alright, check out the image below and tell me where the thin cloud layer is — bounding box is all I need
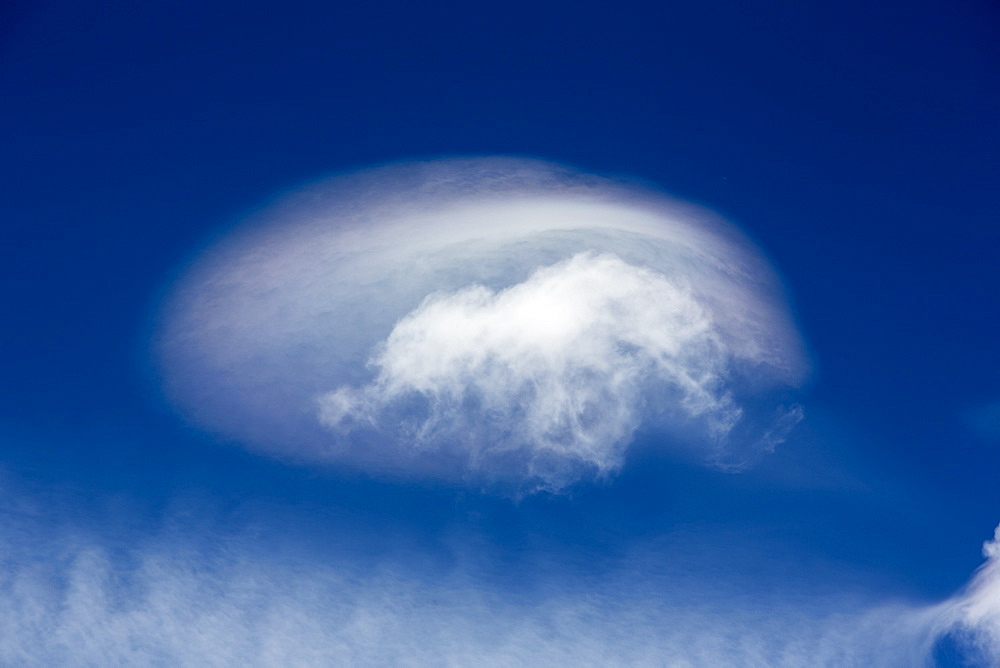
[157,158,809,489]
[3,509,999,666]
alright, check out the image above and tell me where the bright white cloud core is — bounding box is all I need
[158,158,808,490]
[323,253,766,487]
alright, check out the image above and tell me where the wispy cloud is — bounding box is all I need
[2,503,998,666]
[937,524,1000,663]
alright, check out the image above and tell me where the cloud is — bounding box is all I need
[1,455,997,667]
[319,252,796,491]
[937,525,1000,663]
[3,502,999,666]
[157,158,809,489]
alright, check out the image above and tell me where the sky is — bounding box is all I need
[1,0,999,665]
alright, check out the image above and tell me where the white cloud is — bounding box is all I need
[2,463,997,667]
[319,252,790,491]
[937,525,1000,663]
[157,158,808,488]
[4,515,1000,666]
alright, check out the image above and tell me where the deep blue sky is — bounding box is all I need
[1,0,999,663]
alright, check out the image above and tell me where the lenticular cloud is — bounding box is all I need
[157,157,809,490]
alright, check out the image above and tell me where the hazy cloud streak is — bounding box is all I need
[3,513,999,666]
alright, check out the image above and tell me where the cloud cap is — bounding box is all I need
[156,157,809,491]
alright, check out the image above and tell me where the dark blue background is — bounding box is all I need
[2,1,998,651]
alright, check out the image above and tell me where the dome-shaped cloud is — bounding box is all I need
[156,158,809,491]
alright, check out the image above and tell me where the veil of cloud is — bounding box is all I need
[2,493,998,667]
[157,157,809,490]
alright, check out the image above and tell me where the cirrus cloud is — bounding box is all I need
[3,507,999,667]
